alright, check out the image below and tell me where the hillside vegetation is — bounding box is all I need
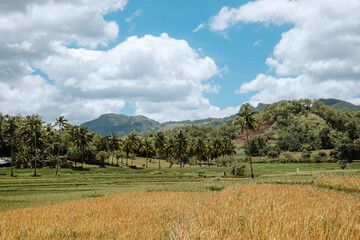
[82,98,360,137]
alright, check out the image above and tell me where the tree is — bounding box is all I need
[22,115,45,176]
[140,137,154,168]
[4,116,20,177]
[122,131,139,167]
[108,133,120,166]
[70,126,93,167]
[175,131,188,167]
[54,116,69,174]
[233,103,258,178]
[154,131,167,169]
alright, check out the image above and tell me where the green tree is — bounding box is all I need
[70,126,93,167]
[108,133,121,166]
[174,131,188,167]
[140,137,155,168]
[154,131,167,169]
[22,115,45,176]
[233,103,259,178]
[4,116,20,177]
[54,116,69,174]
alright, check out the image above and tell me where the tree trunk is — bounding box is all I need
[56,132,61,175]
[158,158,160,169]
[10,140,14,177]
[112,151,114,166]
[81,145,84,168]
[246,129,254,178]
[34,134,37,176]
[146,156,148,168]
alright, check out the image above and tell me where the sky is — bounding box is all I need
[1,0,360,124]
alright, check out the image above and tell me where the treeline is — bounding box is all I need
[0,114,239,175]
[246,99,360,164]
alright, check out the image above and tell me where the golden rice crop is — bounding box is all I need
[1,185,359,239]
[172,185,360,239]
[315,177,360,193]
[0,191,210,240]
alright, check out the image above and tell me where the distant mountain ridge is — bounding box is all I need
[82,99,360,137]
[318,98,360,112]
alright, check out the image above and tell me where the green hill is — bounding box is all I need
[81,99,360,137]
[82,113,160,137]
[318,98,360,112]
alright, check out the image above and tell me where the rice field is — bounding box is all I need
[1,184,359,239]
[315,177,360,193]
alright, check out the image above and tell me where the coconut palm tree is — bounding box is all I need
[4,116,20,177]
[175,131,188,167]
[22,115,45,176]
[108,133,120,166]
[140,137,154,168]
[70,126,93,167]
[194,137,206,162]
[233,103,258,178]
[54,116,69,174]
[122,131,139,167]
[154,131,167,169]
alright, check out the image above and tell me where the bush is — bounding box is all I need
[231,165,246,177]
[301,151,311,159]
[318,151,327,157]
[268,150,279,159]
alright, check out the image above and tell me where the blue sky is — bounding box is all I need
[1,0,360,124]
[105,0,290,113]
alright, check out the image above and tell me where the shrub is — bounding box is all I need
[318,151,327,157]
[268,150,279,159]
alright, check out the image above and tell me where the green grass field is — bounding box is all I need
[1,161,360,211]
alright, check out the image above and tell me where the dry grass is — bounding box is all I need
[1,185,359,239]
[315,177,360,193]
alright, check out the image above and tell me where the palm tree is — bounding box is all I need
[22,115,44,176]
[108,133,120,166]
[54,116,69,175]
[70,126,93,167]
[122,132,139,167]
[175,131,188,167]
[140,137,154,168]
[4,116,20,177]
[194,137,206,165]
[154,131,167,169]
[233,103,258,178]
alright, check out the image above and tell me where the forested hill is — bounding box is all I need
[82,114,160,137]
[318,98,360,112]
[82,99,360,137]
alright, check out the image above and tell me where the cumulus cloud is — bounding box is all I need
[34,33,228,122]
[0,0,235,124]
[210,0,360,104]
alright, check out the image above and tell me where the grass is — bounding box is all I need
[0,185,359,239]
[315,177,360,193]
[0,162,360,211]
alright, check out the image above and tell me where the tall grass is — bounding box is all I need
[174,185,360,239]
[1,184,359,239]
[315,177,360,193]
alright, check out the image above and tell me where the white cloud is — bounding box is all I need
[211,0,360,104]
[0,0,237,124]
[125,9,142,23]
[33,33,229,123]
[193,23,205,33]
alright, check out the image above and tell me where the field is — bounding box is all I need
[1,162,360,239]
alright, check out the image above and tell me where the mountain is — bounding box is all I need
[82,99,360,137]
[318,98,360,112]
[82,113,160,137]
